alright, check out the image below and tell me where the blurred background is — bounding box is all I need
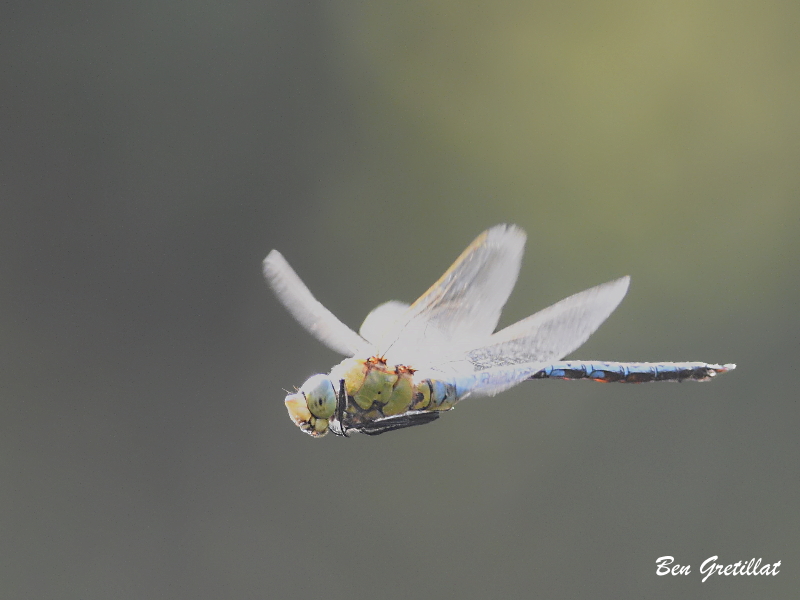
[2,1,798,598]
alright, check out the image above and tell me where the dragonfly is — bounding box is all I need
[263,224,735,437]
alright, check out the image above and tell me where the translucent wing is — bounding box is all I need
[263,250,370,356]
[359,301,409,345]
[377,224,526,365]
[426,276,631,398]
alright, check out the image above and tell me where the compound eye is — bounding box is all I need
[300,374,336,419]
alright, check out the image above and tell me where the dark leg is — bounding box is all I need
[330,379,349,437]
[358,411,441,436]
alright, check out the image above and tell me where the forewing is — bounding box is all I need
[452,276,631,396]
[263,250,369,356]
[377,224,526,364]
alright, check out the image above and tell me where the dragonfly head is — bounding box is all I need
[284,374,336,437]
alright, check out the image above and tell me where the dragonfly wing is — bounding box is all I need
[450,276,631,395]
[359,301,410,345]
[431,361,551,399]
[263,250,370,356]
[377,224,526,364]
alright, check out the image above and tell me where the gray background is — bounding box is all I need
[2,1,798,598]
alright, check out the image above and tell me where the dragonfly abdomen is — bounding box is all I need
[530,361,736,383]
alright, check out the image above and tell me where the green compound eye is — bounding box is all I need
[300,374,336,419]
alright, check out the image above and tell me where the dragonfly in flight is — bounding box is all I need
[263,224,734,437]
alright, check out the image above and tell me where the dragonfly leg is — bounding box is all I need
[330,379,349,437]
[357,411,441,436]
